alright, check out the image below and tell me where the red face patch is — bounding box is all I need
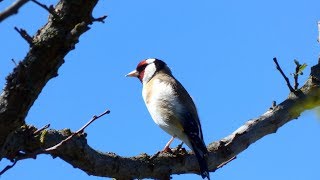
[136,60,148,82]
[136,60,148,71]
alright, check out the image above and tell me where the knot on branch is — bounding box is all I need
[0,125,40,161]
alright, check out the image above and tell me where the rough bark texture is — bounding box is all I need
[0,0,97,148]
[1,0,320,179]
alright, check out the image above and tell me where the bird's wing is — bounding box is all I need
[153,70,204,141]
[171,78,204,141]
[154,72,210,179]
[172,80,210,180]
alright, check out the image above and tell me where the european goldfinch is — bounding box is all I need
[126,58,210,179]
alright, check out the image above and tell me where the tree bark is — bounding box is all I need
[0,0,97,148]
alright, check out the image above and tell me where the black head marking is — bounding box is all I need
[153,59,166,71]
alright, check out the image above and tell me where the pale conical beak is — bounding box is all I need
[125,70,139,77]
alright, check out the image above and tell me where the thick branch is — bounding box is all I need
[2,62,320,179]
[0,0,98,148]
[0,110,109,175]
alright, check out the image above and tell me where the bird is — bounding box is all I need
[126,58,210,179]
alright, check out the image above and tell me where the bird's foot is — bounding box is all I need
[176,142,184,152]
[149,148,173,161]
[161,143,186,155]
[161,146,173,153]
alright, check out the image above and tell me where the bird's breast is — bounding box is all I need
[142,79,183,130]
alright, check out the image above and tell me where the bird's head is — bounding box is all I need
[126,58,171,83]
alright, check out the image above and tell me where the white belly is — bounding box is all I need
[142,79,186,140]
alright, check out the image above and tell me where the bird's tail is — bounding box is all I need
[190,139,210,180]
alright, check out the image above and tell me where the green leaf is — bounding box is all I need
[297,63,307,75]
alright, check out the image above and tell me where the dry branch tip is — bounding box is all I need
[273,57,296,94]
[31,0,57,18]
[14,26,33,45]
[92,15,108,23]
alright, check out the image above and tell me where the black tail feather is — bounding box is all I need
[190,140,210,180]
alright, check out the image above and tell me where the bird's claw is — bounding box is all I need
[161,146,173,153]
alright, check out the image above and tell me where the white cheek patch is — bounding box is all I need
[142,63,156,83]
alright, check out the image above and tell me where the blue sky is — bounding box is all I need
[1,0,320,179]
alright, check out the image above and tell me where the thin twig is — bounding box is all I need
[269,101,277,110]
[294,62,300,90]
[0,110,110,175]
[30,0,56,17]
[33,124,50,135]
[176,142,184,152]
[272,101,276,108]
[273,57,295,92]
[45,109,110,151]
[0,160,17,175]
[14,27,33,45]
[0,0,29,22]
[92,15,108,23]
[0,150,40,175]
[11,59,17,66]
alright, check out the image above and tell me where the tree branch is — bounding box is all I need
[0,0,99,149]
[0,0,29,22]
[273,57,296,93]
[0,110,110,175]
[45,109,110,152]
[30,0,56,17]
[2,61,320,179]
[14,26,33,45]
